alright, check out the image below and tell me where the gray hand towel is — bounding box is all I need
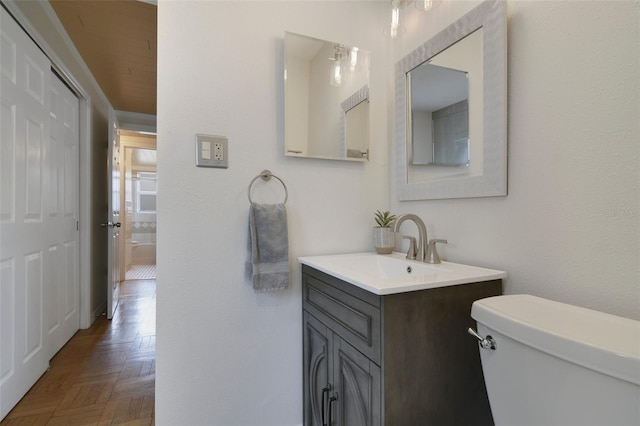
[247,203,289,292]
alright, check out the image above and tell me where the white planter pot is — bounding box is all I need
[373,227,395,254]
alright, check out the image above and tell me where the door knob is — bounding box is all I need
[100,222,121,228]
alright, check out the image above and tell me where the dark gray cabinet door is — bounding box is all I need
[332,334,381,426]
[303,312,332,426]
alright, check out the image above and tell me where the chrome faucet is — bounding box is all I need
[393,214,428,262]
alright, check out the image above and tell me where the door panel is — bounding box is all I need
[106,116,120,319]
[24,252,43,358]
[46,73,79,358]
[0,8,51,419]
[303,312,332,426]
[333,335,381,426]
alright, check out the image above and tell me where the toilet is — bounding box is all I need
[471,294,640,426]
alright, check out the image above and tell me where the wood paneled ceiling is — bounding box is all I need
[50,0,157,115]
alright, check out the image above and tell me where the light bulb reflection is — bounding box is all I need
[390,4,400,38]
[415,0,442,12]
[349,47,359,71]
[384,0,406,39]
[330,61,342,87]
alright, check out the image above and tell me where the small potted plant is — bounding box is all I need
[373,210,396,254]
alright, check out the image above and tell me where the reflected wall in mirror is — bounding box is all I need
[410,63,469,166]
[285,32,370,161]
[395,0,506,200]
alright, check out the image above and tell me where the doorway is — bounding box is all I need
[118,131,157,281]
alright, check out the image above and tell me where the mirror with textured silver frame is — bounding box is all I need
[395,0,507,200]
[285,32,370,161]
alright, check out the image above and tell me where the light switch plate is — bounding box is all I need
[196,134,228,168]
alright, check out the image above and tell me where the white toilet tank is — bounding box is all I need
[471,294,640,426]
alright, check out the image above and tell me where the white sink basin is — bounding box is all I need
[344,253,449,279]
[298,252,506,295]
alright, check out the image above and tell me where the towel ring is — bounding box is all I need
[247,170,288,204]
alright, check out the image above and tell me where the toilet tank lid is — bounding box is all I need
[471,294,640,386]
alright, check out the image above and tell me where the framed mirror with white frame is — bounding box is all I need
[395,0,507,200]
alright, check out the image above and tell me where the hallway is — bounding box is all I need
[1,280,156,425]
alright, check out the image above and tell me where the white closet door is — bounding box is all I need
[1,8,52,419]
[1,8,80,419]
[45,75,79,358]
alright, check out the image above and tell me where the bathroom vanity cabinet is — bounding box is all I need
[302,265,501,426]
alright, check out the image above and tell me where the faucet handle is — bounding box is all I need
[402,236,417,260]
[426,239,448,264]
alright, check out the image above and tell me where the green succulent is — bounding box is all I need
[374,210,396,228]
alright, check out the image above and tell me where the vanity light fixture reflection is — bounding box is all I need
[384,0,442,39]
[415,0,442,12]
[349,47,359,71]
[329,45,347,87]
[384,0,408,38]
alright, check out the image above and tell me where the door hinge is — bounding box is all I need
[76,221,79,231]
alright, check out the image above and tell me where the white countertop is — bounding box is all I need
[298,252,506,295]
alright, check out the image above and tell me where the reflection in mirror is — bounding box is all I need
[409,63,469,166]
[285,32,370,161]
[407,27,482,181]
[342,86,369,159]
[395,0,506,200]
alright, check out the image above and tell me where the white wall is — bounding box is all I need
[156,2,389,424]
[391,1,639,320]
[157,1,638,424]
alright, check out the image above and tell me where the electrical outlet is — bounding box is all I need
[214,142,224,161]
[196,134,228,168]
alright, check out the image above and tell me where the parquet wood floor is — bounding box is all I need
[1,279,156,426]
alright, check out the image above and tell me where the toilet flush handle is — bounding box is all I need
[468,327,497,350]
